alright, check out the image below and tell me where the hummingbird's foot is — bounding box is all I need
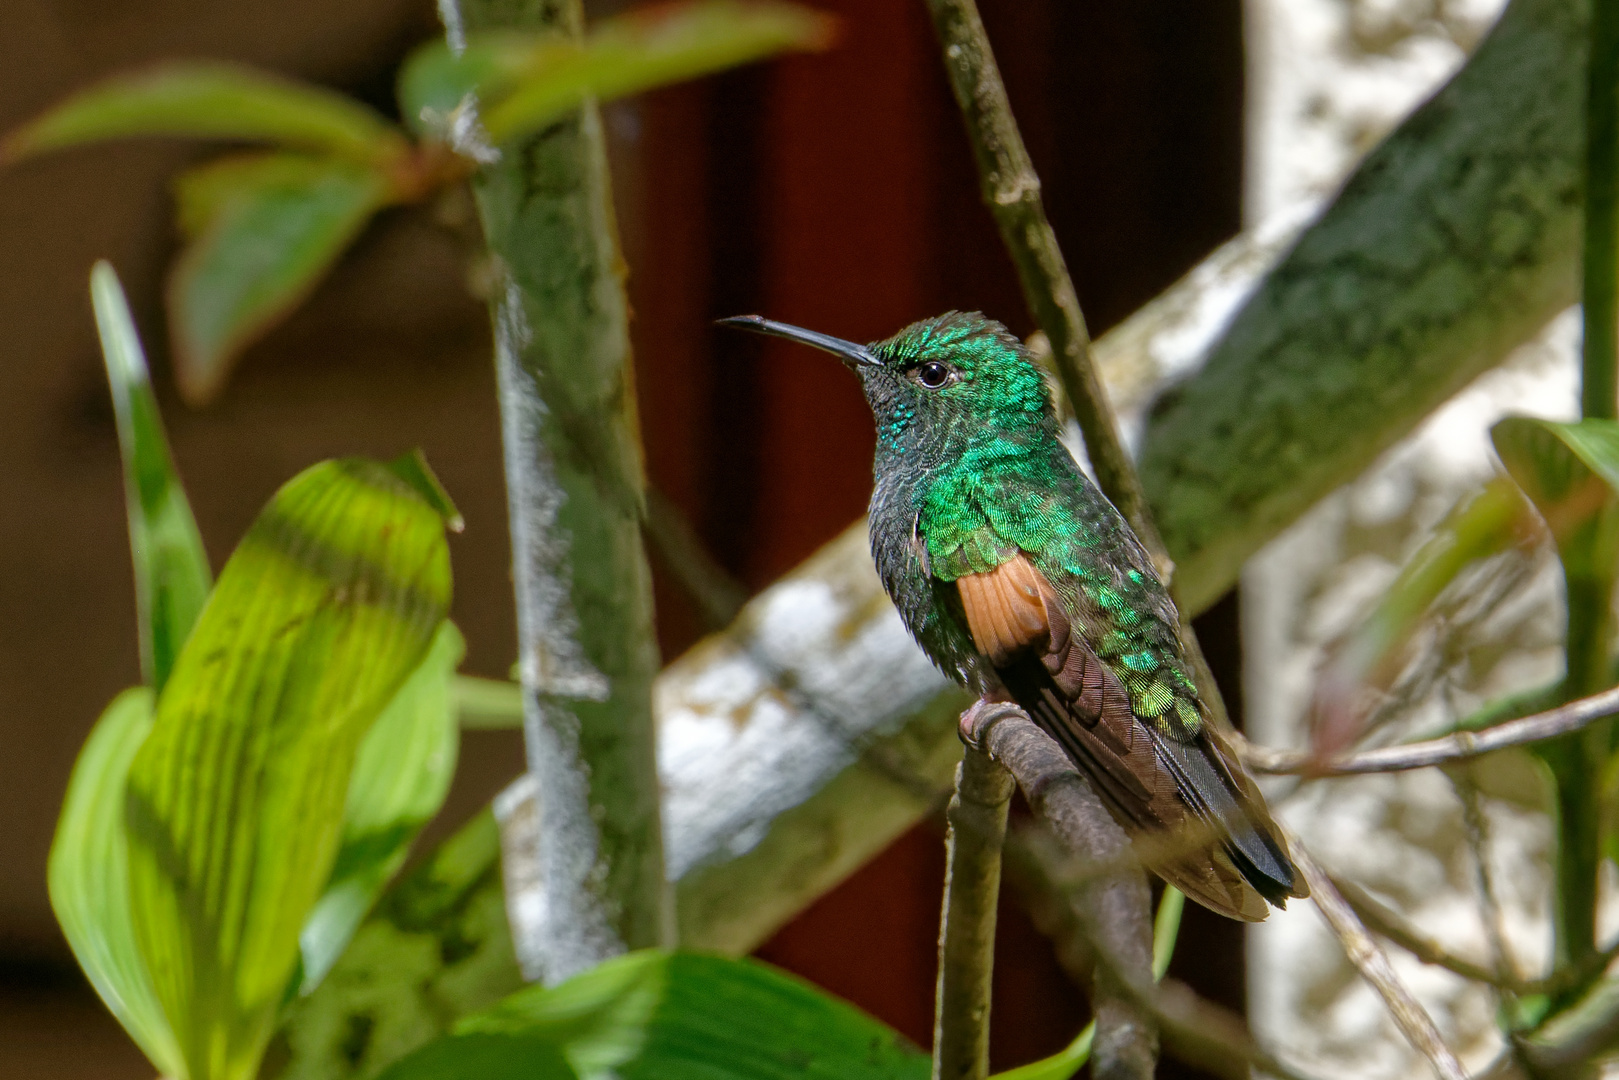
[958,696,1029,755]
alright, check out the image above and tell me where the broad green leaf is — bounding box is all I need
[990,886,1184,1080]
[375,950,928,1080]
[168,152,389,403]
[48,688,185,1078]
[299,622,466,994]
[398,1,835,145]
[124,456,455,1080]
[3,62,406,165]
[90,262,212,693]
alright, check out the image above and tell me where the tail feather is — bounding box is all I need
[1153,735,1304,904]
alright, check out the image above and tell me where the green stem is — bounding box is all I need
[457,0,670,982]
[1549,0,1619,979]
[1549,567,1614,975]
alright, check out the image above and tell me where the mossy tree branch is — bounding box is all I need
[1143,0,1588,615]
[457,0,669,984]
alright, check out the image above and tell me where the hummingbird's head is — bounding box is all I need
[717,310,1055,466]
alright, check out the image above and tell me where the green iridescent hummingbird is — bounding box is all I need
[721,310,1304,920]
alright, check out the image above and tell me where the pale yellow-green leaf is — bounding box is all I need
[124,456,455,1080]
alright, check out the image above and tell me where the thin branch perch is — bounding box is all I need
[920,0,1151,551]
[962,700,1156,1080]
[983,713,1319,1080]
[1241,685,1619,776]
[932,740,1016,1080]
[1286,835,1468,1080]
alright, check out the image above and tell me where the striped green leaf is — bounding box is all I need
[168,152,390,404]
[124,455,455,1080]
[375,950,928,1080]
[90,261,212,693]
[3,62,405,165]
[49,688,185,1078]
[299,621,466,994]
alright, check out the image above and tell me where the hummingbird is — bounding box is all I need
[720,310,1305,920]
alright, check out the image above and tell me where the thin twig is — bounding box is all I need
[1240,685,1619,776]
[1452,769,1521,988]
[921,0,1148,549]
[1286,833,1468,1080]
[1332,875,1508,989]
[1002,820,1322,1080]
[642,487,748,631]
[962,701,1156,1079]
[921,0,1239,747]
[933,740,1016,1080]
[1332,872,1611,999]
[965,702,1343,1080]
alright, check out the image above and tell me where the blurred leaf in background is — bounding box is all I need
[90,261,212,693]
[3,0,833,404]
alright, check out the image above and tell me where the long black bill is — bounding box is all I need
[716,315,882,368]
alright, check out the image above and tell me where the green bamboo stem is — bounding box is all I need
[1548,0,1619,978]
[456,0,670,983]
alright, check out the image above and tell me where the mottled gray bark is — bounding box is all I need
[1143,0,1588,615]
[460,0,669,983]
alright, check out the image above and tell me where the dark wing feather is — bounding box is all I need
[955,553,1300,921]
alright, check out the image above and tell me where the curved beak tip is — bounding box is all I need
[715,314,881,369]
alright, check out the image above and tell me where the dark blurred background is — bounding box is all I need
[0,0,1245,1074]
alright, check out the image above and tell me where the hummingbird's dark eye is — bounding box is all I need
[915,360,952,389]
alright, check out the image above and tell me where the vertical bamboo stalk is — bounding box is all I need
[455,0,670,983]
[933,742,1015,1080]
[1551,0,1619,975]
